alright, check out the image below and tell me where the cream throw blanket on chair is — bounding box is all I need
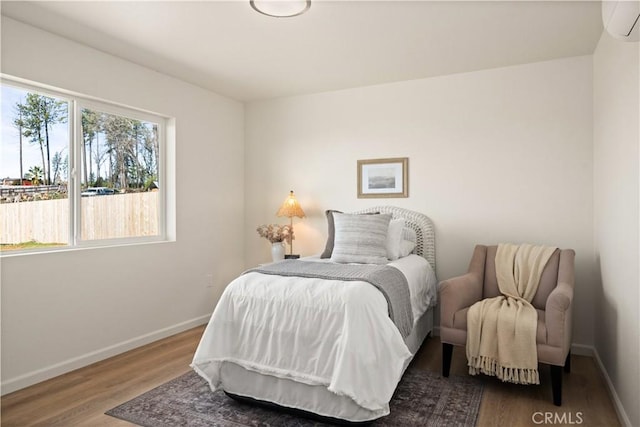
[466,243,556,385]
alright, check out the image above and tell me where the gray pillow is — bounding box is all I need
[320,210,342,258]
[331,213,392,264]
[321,210,380,258]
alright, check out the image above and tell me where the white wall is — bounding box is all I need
[593,31,640,427]
[245,56,596,347]
[0,17,245,393]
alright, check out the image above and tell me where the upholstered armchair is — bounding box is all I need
[439,245,575,405]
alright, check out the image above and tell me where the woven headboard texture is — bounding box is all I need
[352,206,435,272]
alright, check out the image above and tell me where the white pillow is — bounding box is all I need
[399,239,416,257]
[331,213,392,264]
[386,218,405,260]
[402,226,417,243]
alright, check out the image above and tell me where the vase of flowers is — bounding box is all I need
[256,224,294,262]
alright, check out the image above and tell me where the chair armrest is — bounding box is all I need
[545,281,574,347]
[546,281,573,312]
[439,272,483,328]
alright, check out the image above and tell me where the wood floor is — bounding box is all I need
[1,325,621,427]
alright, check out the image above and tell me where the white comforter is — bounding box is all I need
[191,255,436,416]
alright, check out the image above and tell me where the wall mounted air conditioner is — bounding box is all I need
[602,0,640,42]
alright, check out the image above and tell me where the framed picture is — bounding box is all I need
[357,157,408,198]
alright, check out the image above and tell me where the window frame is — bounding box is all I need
[1,76,169,255]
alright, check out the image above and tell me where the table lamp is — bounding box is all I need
[276,190,305,259]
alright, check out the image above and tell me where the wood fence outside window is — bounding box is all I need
[0,192,159,244]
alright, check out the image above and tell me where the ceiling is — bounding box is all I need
[1,1,604,102]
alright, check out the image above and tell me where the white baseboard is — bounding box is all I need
[570,342,593,357]
[570,343,631,426]
[0,314,211,396]
[590,346,633,427]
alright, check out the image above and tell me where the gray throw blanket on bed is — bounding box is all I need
[246,260,413,338]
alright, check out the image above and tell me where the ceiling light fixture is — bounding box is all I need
[250,0,311,18]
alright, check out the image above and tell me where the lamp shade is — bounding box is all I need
[276,190,306,219]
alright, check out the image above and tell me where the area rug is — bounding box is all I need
[106,369,483,426]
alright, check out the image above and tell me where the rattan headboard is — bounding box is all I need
[352,206,436,272]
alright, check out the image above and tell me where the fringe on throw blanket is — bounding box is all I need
[468,355,540,385]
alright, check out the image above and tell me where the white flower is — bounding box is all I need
[256,224,295,244]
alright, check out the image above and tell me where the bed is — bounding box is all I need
[191,206,437,423]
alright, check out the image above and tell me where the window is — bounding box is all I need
[1,78,167,253]
[79,105,161,241]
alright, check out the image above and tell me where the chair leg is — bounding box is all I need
[442,343,453,377]
[551,365,563,406]
[564,351,571,373]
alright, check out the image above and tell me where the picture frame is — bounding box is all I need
[357,157,408,198]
